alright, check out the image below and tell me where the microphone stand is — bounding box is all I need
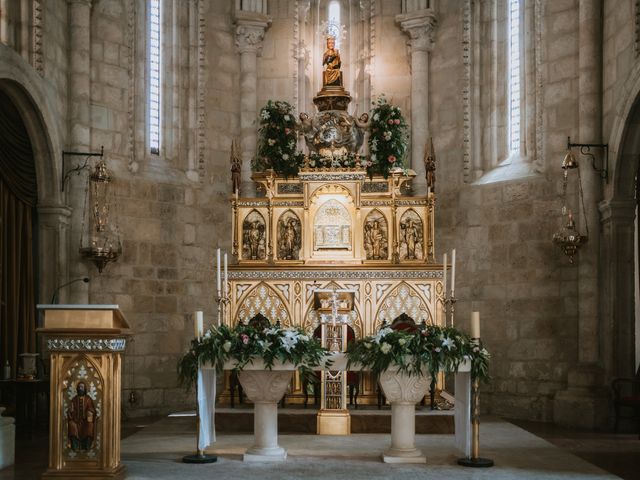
[50,277,90,304]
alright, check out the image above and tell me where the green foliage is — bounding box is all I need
[253,100,304,177]
[177,323,329,391]
[345,324,491,383]
[367,96,409,178]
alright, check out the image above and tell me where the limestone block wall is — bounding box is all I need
[430,0,582,422]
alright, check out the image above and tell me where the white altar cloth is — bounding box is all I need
[197,353,472,459]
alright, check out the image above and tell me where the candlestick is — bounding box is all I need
[194,311,204,339]
[471,311,480,339]
[451,249,456,298]
[216,248,221,292]
[224,252,228,297]
[443,252,448,298]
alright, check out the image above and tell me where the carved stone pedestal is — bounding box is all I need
[378,369,430,463]
[237,369,292,462]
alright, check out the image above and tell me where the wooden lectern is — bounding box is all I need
[37,305,129,479]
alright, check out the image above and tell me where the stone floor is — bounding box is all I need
[0,414,638,479]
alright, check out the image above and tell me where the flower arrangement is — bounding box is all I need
[367,96,409,178]
[253,100,305,177]
[345,324,490,383]
[178,322,328,390]
[306,152,366,169]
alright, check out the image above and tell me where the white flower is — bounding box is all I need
[371,154,377,162]
[222,341,231,352]
[204,330,212,339]
[434,347,442,353]
[373,113,380,121]
[371,143,377,152]
[373,327,393,344]
[284,114,290,121]
[261,110,270,120]
[441,337,454,350]
[383,131,392,141]
[268,138,276,146]
[282,153,289,160]
[380,342,391,354]
[398,338,406,346]
[364,342,372,349]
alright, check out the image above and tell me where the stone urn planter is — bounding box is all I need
[225,359,295,462]
[378,368,431,463]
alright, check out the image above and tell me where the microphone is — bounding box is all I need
[50,277,90,304]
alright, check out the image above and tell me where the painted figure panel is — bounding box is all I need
[62,358,102,459]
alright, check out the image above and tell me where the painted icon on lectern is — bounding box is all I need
[277,210,302,260]
[399,209,424,261]
[63,359,102,459]
[363,210,388,260]
[242,210,266,260]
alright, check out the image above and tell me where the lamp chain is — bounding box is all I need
[577,165,590,238]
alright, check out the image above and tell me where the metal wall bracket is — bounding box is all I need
[61,146,104,192]
[567,137,609,182]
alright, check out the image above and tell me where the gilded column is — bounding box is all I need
[66,0,92,302]
[235,11,271,197]
[396,9,437,196]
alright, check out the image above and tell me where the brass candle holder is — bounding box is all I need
[457,337,494,468]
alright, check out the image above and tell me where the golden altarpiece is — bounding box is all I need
[222,34,444,433]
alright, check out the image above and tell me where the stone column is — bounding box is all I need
[237,369,292,462]
[378,369,430,463]
[66,0,92,303]
[396,9,437,196]
[37,206,72,304]
[235,11,271,197]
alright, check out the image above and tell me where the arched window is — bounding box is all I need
[508,0,521,156]
[148,0,162,155]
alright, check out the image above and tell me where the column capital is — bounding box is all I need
[235,11,272,55]
[599,198,636,225]
[396,9,437,52]
[66,0,92,6]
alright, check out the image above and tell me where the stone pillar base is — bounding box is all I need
[553,365,609,429]
[382,448,426,464]
[317,409,351,435]
[243,447,287,462]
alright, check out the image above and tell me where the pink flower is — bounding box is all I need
[388,155,396,163]
[394,119,400,125]
[366,160,373,167]
[284,128,291,135]
[388,119,394,125]
[241,334,249,345]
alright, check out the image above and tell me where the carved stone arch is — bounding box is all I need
[363,209,389,260]
[235,282,291,327]
[375,282,430,331]
[399,208,424,261]
[277,209,302,260]
[242,209,267,260]
[309,183,354,204]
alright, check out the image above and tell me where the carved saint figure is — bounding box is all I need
[230,139,242,195]
[424,138,436,193]
[242,210,266,260]
[248,221,263,260]
[402,219,419,260]
[322,36,342,87]
[67,381,97,451]
[278,213,301,260]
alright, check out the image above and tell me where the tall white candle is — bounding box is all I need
[216,248,221,292]
[443,252,448,297]
[195,311,204,339]
[451,249,456,298]
[471,311,480,339]
[224,252,228,297]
